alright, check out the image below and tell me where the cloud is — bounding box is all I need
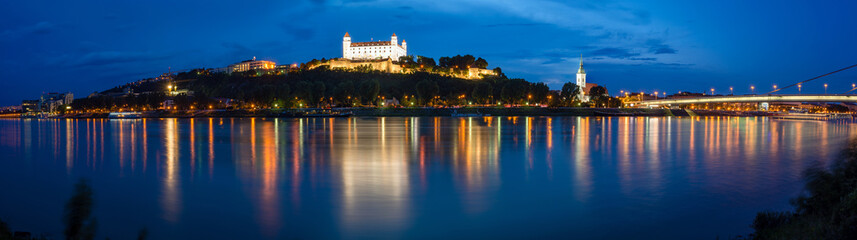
[481,23,544,28]
[0,21,56,40]
[646,39,677,54]
[49,51,171,68]
[590,47,639,59]
[341,0,685,66]
[278,23,315,40]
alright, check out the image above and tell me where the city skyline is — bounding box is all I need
[2,0,857,106]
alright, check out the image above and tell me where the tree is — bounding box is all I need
[415,80,439,105]
[334,80,355,105]
[472,82,493,104]
[530,82,550,104]
[64,179,97,240]
[0,218,11,239]
[560,82,581,105]
[292,81,312,102]
[589,86,607,97]
[398,55,414,64]
[358,79,380,105]
[589,86,608,107]
[312,81,326,106]
[607,97,623,108]
[500,79,528,104]
[438,57,451,68]
[474,57,488,68]
[417,56,436,67]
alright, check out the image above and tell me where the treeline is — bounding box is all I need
[743,139,857,239]
[182,66,621,109]
[398,54,489,69]
[69,57,623,110]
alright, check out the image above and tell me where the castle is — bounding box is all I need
[343,32,407,60]
[306,32,495,79]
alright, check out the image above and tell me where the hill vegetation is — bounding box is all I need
[70,56,622,111]
[744,139,857,239]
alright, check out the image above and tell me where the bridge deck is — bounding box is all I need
[630,94,857,106]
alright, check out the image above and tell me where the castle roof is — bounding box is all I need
[344,32,350,37]
[392,33,397,37]
[351,41,396,47]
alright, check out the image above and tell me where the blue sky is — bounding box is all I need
[1,0,856,105]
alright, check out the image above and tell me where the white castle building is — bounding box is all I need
[342,32,407,61]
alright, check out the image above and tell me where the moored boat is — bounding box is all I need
[108,112,142,119]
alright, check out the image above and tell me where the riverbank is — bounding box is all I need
[34,107,780,118]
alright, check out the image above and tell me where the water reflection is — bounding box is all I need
[1,117,856,239]
[162,118,181,223]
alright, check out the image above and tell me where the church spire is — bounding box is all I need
[577,54,585,74]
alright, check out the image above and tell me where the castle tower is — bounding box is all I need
[391,33,398,46]
[343,32,351,59]
[576,54,587,101]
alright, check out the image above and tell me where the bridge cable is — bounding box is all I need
[765,63,857,94]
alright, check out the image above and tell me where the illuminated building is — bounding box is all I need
[228,57,276,73]
[576,55,587,102]
[342,32,407,61]
[22,92,74,112]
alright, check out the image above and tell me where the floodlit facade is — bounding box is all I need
[343,32,407,61]
[228,57,276,73]
[576,55,588,102]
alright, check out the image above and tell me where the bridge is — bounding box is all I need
[629,94,857,107]
[626,63,857,108]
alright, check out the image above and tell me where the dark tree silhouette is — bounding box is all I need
[64,179,96,240]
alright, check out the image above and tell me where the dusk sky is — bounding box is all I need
[2,0,856,106]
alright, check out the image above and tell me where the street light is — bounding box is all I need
[730,87,733,95]
[824,83,828,94]
[798,84,802,93]
[750,85,755,94]
[710,88,714,95]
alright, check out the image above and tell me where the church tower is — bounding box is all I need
[576,54,587,101]
[343,32,351,59]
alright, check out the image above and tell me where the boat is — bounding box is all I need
[108,112,142,119]
[594,110,634,116]
[451,110,490,117]
[303,111,352,118]
[771,113,852,121]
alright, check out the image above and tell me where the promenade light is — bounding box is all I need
[751,85,755,93]
[824,83,828,94]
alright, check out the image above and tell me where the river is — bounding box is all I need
[0,117,853,239]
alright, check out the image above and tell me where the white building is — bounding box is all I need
[342,32,407,61]
[228,57,276,73]
[576,55,587,102]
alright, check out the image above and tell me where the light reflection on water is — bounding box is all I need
[0,117,855,239]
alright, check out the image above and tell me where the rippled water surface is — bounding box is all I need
[0,117,854,239]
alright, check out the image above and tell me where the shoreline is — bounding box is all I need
[13,107,779,119]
